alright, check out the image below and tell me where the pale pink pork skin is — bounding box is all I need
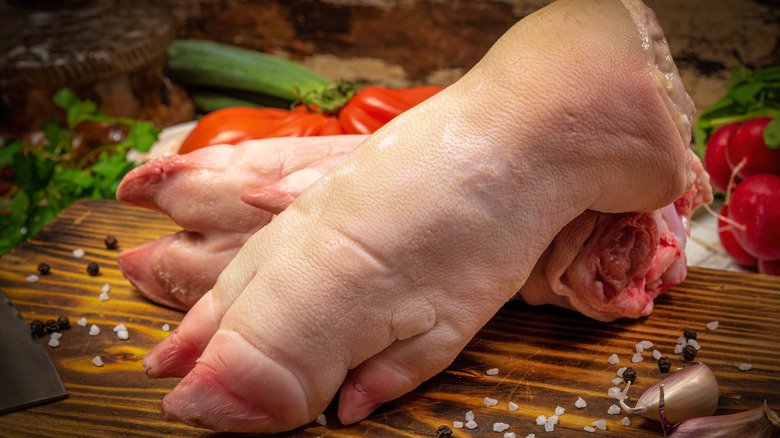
[123,0,707,433]
[116,135,363,309]
[118,136,710,320]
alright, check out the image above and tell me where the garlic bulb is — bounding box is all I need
[619,363,719,423]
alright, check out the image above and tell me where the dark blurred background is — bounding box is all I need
[1,0,779,139]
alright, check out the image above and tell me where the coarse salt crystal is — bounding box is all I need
[575,397,587,409]
[162,323,170,331]
[547,415,558,425]
[608,387,622,398]
[611,377,623,385]
[117,330,129,340]
[608,404,621,415]
[505,433,517,438]
[92,356,103,367]
[584,426,596,432]
[617,367,627,377]
[465,420,478,430]
[687,339,701,350]
[486,367,499,375]
[677,336,687,344]
[554,406,565,416]
[465,410,475,421]
[48,337,60,348]
[113,323,126,332]
[99,292,109,302]
[89,324,100,336]
[101,283,110,293]
[593,419,607,430]
[739,363,752,371]
[607,353,619,365]
[508,401,519,411]
[535,415,546,425]
[493,422,510,432]
[652,349,662,360]
[544,420,554,432]
[315,414,326,425]
[73,248,85,259]
[484,397,498,407]
[639,340,653,349]
[674,344,684,354]
[27,274,39,283]
[635,343,644,353]
[707,321,719,330]
[525,434,535,438]
[631,352,643,363]
[452,421,464,429]
[622,416,631,426]
[77,317,87,327]
[51,331,62,340]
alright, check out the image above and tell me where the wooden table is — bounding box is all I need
[1,199,779,437]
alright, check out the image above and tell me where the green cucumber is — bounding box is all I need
[166,39,328,102]
[189,88,292,113]
[190,90,266,113]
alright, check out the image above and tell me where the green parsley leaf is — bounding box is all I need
[765,117,780,150]
[1,87,158,256]
[694,63,780,157]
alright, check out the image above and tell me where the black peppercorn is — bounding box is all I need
[104,235,118,250]
[683,329,697,340]
[682,345,697,361]
[658,356,672,373]
[30,320,46,337]
[622,367,637,384]
[37,263,50,275]
[86,262,100,276]
[57,316,70,330]
[436,425,453,438]
[44,319,59,333]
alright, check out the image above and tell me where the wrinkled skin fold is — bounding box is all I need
[117,0,710,433]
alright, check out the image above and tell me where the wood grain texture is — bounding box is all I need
[0,199,778,437]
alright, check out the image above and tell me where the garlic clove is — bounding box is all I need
[665,400,780,437]
[619,363,719,423]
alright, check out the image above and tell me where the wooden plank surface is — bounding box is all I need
[1,199,779,437]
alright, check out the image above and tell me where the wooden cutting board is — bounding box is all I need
[1,199,778,437]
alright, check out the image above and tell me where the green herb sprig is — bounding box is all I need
[0,89,159,255]
[693,63,780,158]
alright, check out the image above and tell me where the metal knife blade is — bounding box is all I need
[0,287,67,414]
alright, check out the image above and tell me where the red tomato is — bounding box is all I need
[178,107,337,154]
[337,86,444,134]
[178,85,444,154]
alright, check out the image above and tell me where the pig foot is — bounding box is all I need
[116,136,366,307]
[145,220,515,432]
[144,0,695,432]
[118,231,251,309]
[240,151,351,215]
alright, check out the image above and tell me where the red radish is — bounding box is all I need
[728,173,780,260]
[758,258,780,276]
[717,204,758,268]
[726,117,780,179]
[704,123,741,193]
